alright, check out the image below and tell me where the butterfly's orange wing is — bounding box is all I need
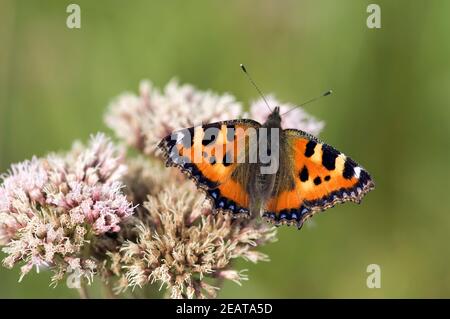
[158,119,261,216]
[263,129,375,228]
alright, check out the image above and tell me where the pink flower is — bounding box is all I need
[0,134,134,285]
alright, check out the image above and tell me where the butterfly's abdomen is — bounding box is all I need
[256,173,276,195]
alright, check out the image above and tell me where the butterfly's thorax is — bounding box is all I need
[246,107,283,216]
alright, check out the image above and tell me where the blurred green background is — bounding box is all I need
[0,0,449,298]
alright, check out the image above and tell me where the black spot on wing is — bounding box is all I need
[313,176,322,185]
[304,140,317,157]
[299,166,309,182]
[322,144,340,170]
[202,126,220,146]
[324,175,331,181]
[343,157,357,179]
[222,152,233,167]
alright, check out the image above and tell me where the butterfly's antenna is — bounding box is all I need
[240,64,272,112]
[281,90,333,116]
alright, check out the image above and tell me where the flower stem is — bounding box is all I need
[77,283,90,299]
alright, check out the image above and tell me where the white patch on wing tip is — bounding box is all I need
[354,167,362,178]
[175,131,185,143]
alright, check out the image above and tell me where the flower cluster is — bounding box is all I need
[0,134,134,285]
[111,164,276,298]
[1,77,325,298]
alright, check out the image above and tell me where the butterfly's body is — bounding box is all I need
[243,106,282,217]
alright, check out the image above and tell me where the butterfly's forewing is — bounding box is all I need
[263,129,375,228]
[158,119,261,217]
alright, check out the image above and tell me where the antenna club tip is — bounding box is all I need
[323,90,333,96]
[240,64,247,72]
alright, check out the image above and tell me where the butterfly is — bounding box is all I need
[158,69,374,229]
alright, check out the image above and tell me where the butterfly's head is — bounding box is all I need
[273,106,280,114]
[264,106,282,128]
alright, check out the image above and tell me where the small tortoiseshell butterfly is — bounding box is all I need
[158,65,374,229]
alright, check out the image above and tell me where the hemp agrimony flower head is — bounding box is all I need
[105,80,243,156]
[0,134,134,285]
[114,181,276,299]
[92,158,276,299]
